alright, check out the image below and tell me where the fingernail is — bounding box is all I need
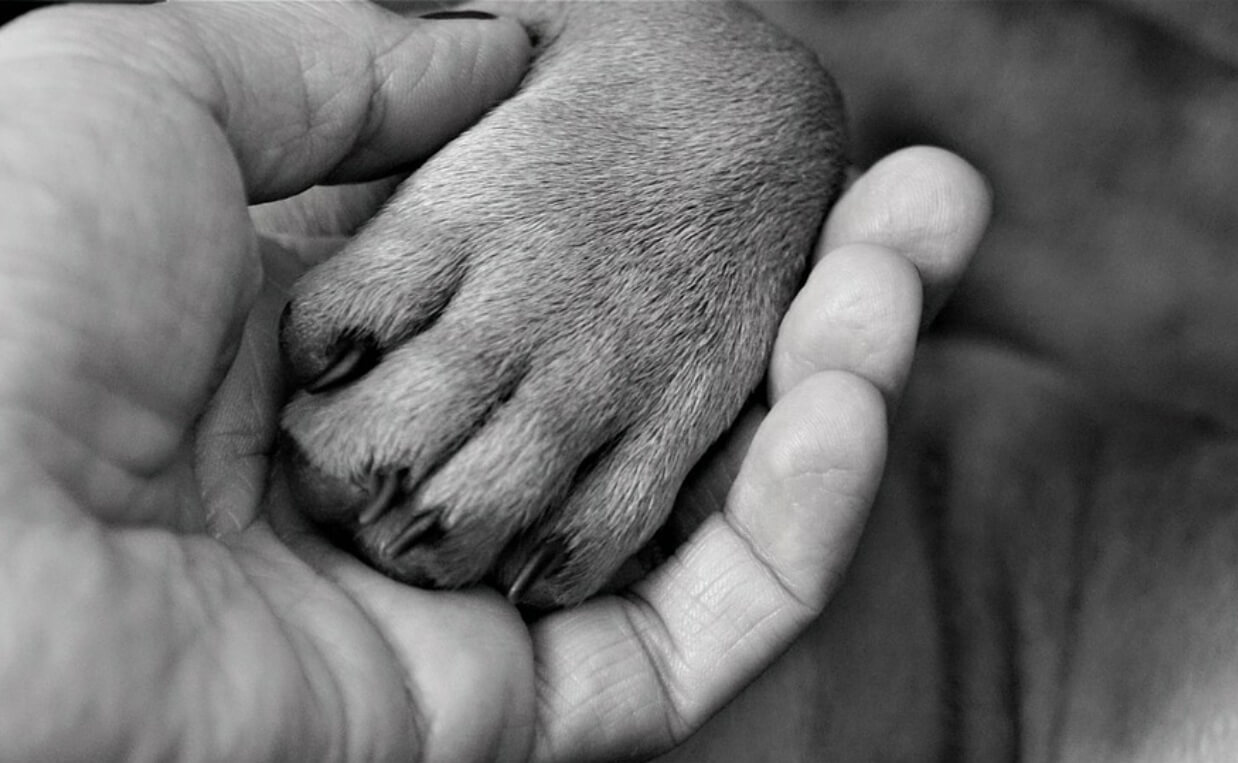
[420,10,497,20]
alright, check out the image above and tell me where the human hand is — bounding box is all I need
[0,2,987,762]
[0,3,529,759]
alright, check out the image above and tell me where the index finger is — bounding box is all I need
[1,1,531,202]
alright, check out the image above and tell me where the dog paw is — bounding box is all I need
[278,2,846,607]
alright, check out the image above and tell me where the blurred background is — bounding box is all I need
[756,2,1238,430]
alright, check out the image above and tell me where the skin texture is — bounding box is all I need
[278,1,847,607]
[0,2,983,761]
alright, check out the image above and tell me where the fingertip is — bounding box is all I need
[750,370,886,493]
[822,146,991,318]
[731,370,885,607]
[770,242,922,403]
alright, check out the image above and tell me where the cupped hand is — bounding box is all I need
[0,3,529,759]
[0,3,987,762]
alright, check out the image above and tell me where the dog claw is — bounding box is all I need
[358,469,404,526]
[305,340,376,394]
[506,541,567,603]
[385,511,442,558]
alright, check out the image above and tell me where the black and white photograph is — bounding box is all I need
[0,1,1234,760]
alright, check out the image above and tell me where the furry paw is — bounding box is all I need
[278,2,846,607]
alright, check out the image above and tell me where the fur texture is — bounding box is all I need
[278,2,845,607]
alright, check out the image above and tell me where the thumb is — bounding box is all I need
[2,1,532,201]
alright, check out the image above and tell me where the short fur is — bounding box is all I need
[278,2,846,607]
